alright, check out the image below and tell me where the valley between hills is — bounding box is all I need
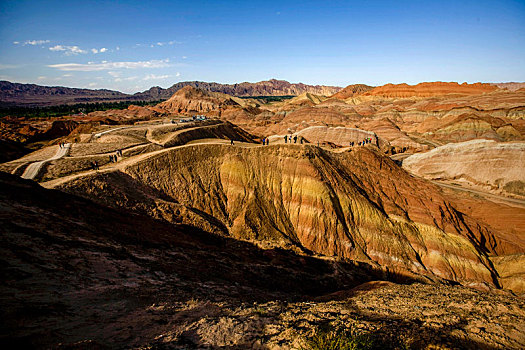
[1,80,525,349]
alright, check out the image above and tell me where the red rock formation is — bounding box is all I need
[154,86,241,116]
[330,84,374,99]
[362,82,497,98]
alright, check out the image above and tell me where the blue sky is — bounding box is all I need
[0,0,524,93]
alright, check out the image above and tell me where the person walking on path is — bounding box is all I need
[284,135,288,143]
[293,135,298,143]
[230,139,234,145]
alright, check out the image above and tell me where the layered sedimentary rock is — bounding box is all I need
[295,126,378,146]
[281,92,327,107]
[403,139,525,197]
[49,144,524,290]
[214,82,525,153]
[330,84,374,99]
[154,86,242,116]
[361,82,498,98]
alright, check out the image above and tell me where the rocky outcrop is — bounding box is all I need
[492,82,525,91]
[35,120,79,141]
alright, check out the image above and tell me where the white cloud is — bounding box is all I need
[114,76,139,82]
[91,47,107,54]
[37,76,47,80]
[116,46,120,51]
[49,45,87,55]
[62,74,73,77]
[108,71,120,77]
[48,58,171,71]
[0,63,19,69]
[88,82,97,87]
[23,39,50,46]
[182,56,187,59]
[176,72,181,77]
[13,41,20,45]
[143,74,171,81]
[135,40,181,48]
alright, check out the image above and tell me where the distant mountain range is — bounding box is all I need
[0,79,343,107]
[3,80,524,108]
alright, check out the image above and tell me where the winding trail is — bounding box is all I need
[92,121,180,140]
[21,143,71,180]
[41,140,259,189]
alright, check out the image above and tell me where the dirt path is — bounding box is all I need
[93,121,180,140]
[41,140,259,189]
[432,180,525,209]
[21,143,71,180]
[93,126,132,138]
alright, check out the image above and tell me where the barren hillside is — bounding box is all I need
[44,142,525,292]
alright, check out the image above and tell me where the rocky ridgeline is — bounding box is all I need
[0,79,343,107]
[136,79,343,100]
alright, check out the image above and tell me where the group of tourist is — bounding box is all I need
[283,135,303,144]
[109,149,123,163]
[89,149,123,170]
[228,135,374,147]
[356,137,374,146]
[58,142,67,148]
